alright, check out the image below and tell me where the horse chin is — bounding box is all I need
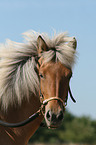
[48,125,59,129]
[45,120,61,129]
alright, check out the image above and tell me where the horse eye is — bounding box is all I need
[39,73,44,78]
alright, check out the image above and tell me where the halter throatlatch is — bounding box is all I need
[69,86,76,103]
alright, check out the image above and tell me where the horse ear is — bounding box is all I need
[37,35,48,55]
[68,37,77,50]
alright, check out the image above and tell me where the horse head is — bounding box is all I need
[37,35,77,128]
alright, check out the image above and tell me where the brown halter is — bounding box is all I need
[0,57,76,128]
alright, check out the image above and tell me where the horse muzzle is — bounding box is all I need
[45,109,64,129]
[41,97,65,129]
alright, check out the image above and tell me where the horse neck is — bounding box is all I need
[0,94,43,145]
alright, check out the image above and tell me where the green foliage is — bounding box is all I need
[29,110,96,144]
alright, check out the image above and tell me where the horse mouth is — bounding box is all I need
[48,125,58,129]
[46,120,62,129]
[48,123,61,129]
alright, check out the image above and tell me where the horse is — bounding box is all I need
[0,30,77,145]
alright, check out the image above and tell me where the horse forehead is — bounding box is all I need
[43,63,70,76]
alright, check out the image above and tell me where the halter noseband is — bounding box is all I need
[42,97,65,107]
[39,86,76,115]
[40,96,65,116]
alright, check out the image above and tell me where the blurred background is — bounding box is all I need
[0,0,96,144]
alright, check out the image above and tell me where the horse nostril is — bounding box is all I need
[57,111,64,121]
[46,110,64,123]
[46,110,51,121]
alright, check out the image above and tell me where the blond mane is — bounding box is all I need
[0,30,76,110]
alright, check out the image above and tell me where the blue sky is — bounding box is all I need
[0,0,96,119]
